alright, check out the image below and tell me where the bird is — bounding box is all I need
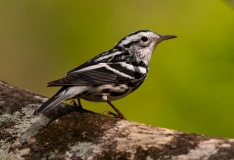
[34,30,176,119]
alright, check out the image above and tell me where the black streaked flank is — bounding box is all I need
[100,89,110,93]
[110,91,128,97]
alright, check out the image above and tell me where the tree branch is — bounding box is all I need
[0,80,234,160]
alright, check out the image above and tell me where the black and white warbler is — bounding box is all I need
[35,30,176,119]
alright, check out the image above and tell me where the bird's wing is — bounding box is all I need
[47,62,147,87]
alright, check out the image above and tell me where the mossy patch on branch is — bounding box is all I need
[31,111,119,155]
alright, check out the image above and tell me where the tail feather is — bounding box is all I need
[34,86,88,114]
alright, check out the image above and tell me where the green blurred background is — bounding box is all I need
[1,1,234,138]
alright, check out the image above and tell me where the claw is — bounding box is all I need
[70,99,84,110]
[70,100,78,106]
[102,110,126,120]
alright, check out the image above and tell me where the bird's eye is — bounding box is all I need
[141,36,148,42]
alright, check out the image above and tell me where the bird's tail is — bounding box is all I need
[34,86,87,114]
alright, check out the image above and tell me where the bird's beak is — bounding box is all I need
[158,35,177,42]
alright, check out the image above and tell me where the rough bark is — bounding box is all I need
[0,80,234,160]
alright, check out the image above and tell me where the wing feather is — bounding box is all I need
[47,49,147,87]
[47,63,137,87]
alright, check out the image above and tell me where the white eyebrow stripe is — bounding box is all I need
[118,33,142,46]
[73,63,134,79]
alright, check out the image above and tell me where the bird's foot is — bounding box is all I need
[70,100,84,111]
[70,100,79,107]
[102,110,127,120]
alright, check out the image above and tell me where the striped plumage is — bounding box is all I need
[34,30,176,119]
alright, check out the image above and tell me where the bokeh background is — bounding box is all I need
[1,1,234,138]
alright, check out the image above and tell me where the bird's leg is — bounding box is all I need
[106,100,126,120]
[77,98,83,109]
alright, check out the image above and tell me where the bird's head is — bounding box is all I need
[115,30,177,65]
